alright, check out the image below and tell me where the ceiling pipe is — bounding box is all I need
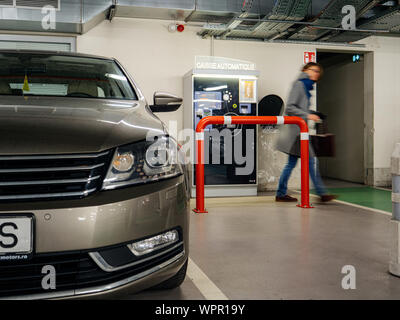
[308,0,337,22]
[108,0,117,21]
[358,0,383,17]
[184,0,197,23]
[224,17,392,33]
[269,31,289,40]
[213,36,367,47]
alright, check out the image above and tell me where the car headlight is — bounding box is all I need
[128,229,179,256]
[102,136,184,190]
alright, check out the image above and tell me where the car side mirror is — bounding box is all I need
[149,92,182,112]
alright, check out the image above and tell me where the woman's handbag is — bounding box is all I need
[310,118,336,157]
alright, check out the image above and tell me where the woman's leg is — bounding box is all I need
[309,157,328,196]
[276,155,298,197]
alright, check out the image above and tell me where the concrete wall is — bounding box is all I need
[357,37,400,186]
[317,56,364,184]
[77,18,400,189]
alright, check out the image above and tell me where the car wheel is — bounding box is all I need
[152,259,188,290]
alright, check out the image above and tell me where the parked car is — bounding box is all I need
[0,50,189,299]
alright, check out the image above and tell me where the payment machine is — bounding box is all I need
[183,56,259,197]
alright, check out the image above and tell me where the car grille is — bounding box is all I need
[0,243,184,298]
[0,150,113,202]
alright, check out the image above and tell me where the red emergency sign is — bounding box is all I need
[304,52,316,64]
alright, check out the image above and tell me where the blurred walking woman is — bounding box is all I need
[275,62,336,202]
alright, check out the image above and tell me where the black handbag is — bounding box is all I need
[310,113,335,157]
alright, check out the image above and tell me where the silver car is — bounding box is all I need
[0,50,190,299]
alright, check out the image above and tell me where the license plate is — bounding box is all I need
[0,215,33,261]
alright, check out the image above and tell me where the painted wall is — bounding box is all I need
[357,37,400,186]
[77,18,400,189]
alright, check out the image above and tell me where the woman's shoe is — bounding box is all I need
[275,195,298,202]
[320,194,338,202]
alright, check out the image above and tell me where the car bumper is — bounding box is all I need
[5,252,187,300]
[0,176,190,299]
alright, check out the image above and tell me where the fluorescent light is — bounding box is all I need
[194,74,258,79]
[194,99,222,103]
[204,85,228,91]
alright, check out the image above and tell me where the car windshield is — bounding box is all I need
[0,52,137,100]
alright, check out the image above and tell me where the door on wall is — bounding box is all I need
[317,52,365,184]
[0,35,75,52]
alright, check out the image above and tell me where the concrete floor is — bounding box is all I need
[128,190,400,300]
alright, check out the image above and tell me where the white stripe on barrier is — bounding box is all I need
[300,132,309,140]
[224,116,232,125]
[276,116,284,125]
[196,132,204,141]
[393,192,400,203]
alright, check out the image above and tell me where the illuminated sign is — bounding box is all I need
[195,56,256,71]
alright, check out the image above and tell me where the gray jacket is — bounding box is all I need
[276,72,315,157]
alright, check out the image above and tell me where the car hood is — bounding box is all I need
[0,96,165,155]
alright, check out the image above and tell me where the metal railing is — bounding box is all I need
[193,116,312,213]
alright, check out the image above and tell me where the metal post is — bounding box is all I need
[389,143,400,276]
[193,130,207,214]
[193,116,312,213]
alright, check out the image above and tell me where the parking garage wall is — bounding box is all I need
[77,18,399,189]
[357,36,400,187]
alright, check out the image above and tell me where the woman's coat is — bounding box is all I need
[276,72,315,157]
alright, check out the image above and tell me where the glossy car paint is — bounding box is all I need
[0,50,190,299]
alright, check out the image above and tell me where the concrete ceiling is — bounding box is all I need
[0,0,399,44]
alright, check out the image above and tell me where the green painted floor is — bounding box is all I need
[311,186,392,213]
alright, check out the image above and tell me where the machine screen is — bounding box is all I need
[192,76,257,186]
[194,91,222,111]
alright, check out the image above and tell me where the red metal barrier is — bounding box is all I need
[193,116,312,213]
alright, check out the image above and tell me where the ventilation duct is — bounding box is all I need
[15,0,60,9]
[115,0,195,21]
[0,0,111,34]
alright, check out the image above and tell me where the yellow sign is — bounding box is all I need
[239,79,257,103]
[233,104,237,109]
[23,75,30,92]
[243,81,254,100]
